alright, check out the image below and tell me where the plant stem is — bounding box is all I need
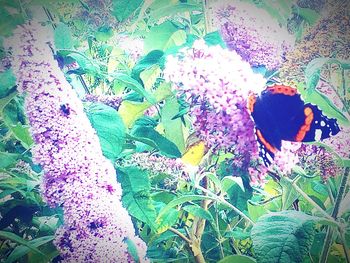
[285,177,335,222]
[169,227,192,244]
[319,167,350,263]
[195,184,255,226]
[191,176,209,263]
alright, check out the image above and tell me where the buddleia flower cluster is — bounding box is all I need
[215,1,294,71]
[120,153,190,189]
[163,39,270,185]
[280,0,350,85]
[298,144,342,181]
[5,21,148,262]
[83,93,123,110]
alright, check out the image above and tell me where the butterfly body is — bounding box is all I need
[248,84,340,166]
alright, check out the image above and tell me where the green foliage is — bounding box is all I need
[1,1,349,262]
[117,166,158,231]
[144,21,187,54]
[112,0,143,22]
[86,102,126,161]
[251,211,317,263]
[114,73,156,104]
[54,23,74,49]
[131,126,181,158]
[0,70,16,98]
[217,255,256,263]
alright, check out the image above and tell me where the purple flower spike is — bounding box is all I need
[5,21,149,262]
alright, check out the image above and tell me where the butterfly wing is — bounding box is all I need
[248,84,340,166]
[294,103,340,142]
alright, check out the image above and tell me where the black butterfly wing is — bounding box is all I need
[248,84,340,166]
[296,103,340,142]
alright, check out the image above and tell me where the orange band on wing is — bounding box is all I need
[295,107,314,142]
[267,84,298,96]
[248,94,256,113]
[256,129,277,154]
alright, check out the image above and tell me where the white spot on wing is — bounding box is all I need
[266,153,274,164]
[315,129,322,141]
[320,121,326,127]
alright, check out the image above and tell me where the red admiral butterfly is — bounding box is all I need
[248,84,340,166]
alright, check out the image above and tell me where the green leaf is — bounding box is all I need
[0,8,24,37]
[247,202,268,222]
[119,82,173,127]
[0,151,19,169]
[157,195,213,220]
[224,228,251,240]
[303,89,349,126]
[203,31,226,48]
[95,26,114,41]
[0,89,17,112]
[303,58,350,124]
[65,52,100,75]
[294,6,320,25]
[161,96,185,153]
[148,1,201,20]
[131,126,181,158]
[0,69,16,98]
[9,123,33,149]
[86,103,126,161]
[183,204,214,223]
[251,210,317,263]
[54,23,74,50]
[217,255,256,263]
[117,167,157,231]
[4,235,54,263]
[221,176,245,193]
[0,231,47,260]
[155,202,179,234]
[280,177,300,210]
[144,21,186,54]
[114,73,156,104]
[112,0,143,22]
[131,49,164,83]
[125,237,140,263]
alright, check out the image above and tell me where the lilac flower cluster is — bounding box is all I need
[215,2,294,70]
[298,144,341,181]
[6,21,148,262]
[273,141,302,175]
[83,93,123,110]
[122,153,190,188]
[164,40,265,154]
[164,39,269,185]
[117,35,144,62]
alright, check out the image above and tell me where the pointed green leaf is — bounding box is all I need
[114,73,156,104]
[0,231,47,260]
[183,204,214,223]
[0,69,16,98]
[157,195,213,220]
[144,21,186,53]
[86,103,126,161]
[161,96,185,153]
[280,177,300,210]
[155,202,179,234]
[131,126,181,158]
[117,167,158,232]
[54,23,73,49]
[4,235,54,263]
[112,0,143,22]
[148,1,201,20]
[0,152,19,169]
